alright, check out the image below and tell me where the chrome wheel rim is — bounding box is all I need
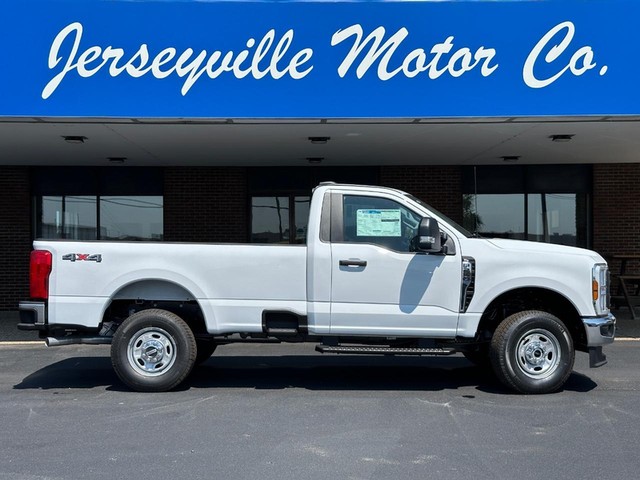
[515,328,561,379]
[127,327,177,377]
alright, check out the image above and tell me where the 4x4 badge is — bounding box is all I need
[62,253,102,263]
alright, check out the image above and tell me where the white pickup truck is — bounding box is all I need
[19,183,615,394]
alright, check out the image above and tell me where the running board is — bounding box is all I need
[315,345,457,356]
[265,328,299,336]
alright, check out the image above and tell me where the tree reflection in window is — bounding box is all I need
[250,196,310,244]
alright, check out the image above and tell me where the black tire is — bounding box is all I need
[195,339,218,365]
[111,309,197,392]
[490,310,574,394]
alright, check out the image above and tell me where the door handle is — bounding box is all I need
[339,259,367,267]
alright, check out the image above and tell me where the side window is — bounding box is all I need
[342,195,421,252]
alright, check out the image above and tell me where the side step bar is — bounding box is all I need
[265,328,299,336]
[315,345,457,356]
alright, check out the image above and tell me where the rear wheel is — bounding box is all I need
[111,309,197,392]
[490,310,574,394]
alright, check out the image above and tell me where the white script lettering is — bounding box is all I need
[42,22,314,99]
[331,24,498,80]
[523,21,605,88]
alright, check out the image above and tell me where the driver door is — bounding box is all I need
[329,192,461,337]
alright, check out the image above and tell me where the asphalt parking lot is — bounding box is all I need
[1,339,639,480]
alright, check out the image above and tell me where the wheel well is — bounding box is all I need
[103,280,207,336]
[477,287,587,349]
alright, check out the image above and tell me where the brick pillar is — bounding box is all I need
[380,165,463,224]
[593,163,640,271]
[0,167,31,310]
[164,167,248,243]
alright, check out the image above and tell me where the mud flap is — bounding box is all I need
[589,346,608,368]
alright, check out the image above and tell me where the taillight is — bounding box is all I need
[30,250,52,300]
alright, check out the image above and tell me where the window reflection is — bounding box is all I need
[251,197,290,243]
[463,193,588,247]
[464,194,525,240]
[40,196,97,240]
[40,196,63,239]
[250,195,311,244]
[37,195,163,241]
[294,196,311,243]
[527,194,577,246]
[100,196,163,241]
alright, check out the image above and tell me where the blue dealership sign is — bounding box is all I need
[0,0,638,118]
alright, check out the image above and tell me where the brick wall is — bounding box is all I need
[164,167,248,242]
[380,165,463,224]
[593,163,640,271]
[0,167,31,310]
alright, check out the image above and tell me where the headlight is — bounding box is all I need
[592,263,610,315]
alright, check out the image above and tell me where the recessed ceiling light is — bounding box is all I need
[501,155,521,163]
[308,136,330,144]
[307,157,324,164]
[62,135,87,144]
[550,134,575,142]
[107,157,127,164]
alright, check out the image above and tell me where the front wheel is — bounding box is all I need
[111,309,197,392]
[490,310,574,394]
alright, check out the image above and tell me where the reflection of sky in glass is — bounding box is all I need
[42,196,63,237]
[101,196,163,240]
[528,194,576,237]
[476,194,524,234]
[470,193,578,245]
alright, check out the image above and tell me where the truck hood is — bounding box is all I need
[485,238,605,262]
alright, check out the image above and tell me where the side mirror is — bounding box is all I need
[416,217,442,253]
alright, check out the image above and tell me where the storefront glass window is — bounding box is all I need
[251,196,290,243]
[294,196,311,243]
[465,194,525,240]
[40,196,63,239]
[527,193,578,246]
[250,195,311,244]
[462,166,591,248]
[40,196,97,240]
[36,195,163,241]
[100,196,164,241]
[33,167,164,241]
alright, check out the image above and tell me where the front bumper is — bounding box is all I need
[582,313,616,368]
[583,313,616,346]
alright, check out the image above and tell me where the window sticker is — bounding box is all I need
[356,209,401,237]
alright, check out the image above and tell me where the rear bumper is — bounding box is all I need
[17,301,47,331]
[19,300,106,346]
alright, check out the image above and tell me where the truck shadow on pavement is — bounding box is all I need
[13,354,598,394]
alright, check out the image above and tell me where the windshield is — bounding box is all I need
[404,194,474,238]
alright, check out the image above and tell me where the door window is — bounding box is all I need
[342,195,421,252]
